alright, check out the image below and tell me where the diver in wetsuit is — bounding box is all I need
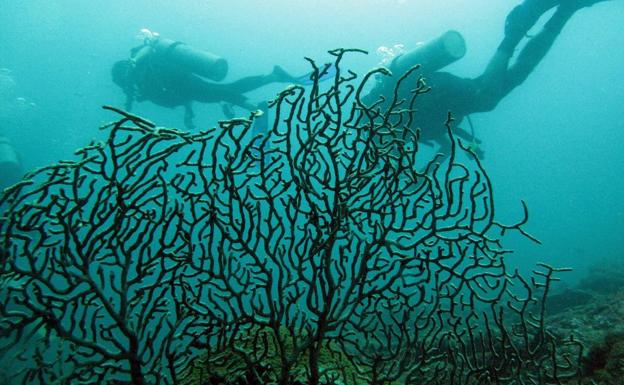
[111,29,298,129]
[366,0,612,158]
[0,68,24,189]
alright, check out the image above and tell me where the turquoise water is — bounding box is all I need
[1,1,623,383]
[2,0,622,281]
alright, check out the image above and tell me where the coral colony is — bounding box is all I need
[0,50,580,384]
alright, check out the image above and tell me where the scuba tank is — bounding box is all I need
[390,30,467,75]
[364,30,467,105]
[155,38,229,81]
[0,136,23,190]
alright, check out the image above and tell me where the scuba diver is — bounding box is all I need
[0,136,22,190]
[365,0,613,158]
[111,29,301,129]
[0,68,24,189]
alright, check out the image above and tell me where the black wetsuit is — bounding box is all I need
[367,0,585,155]
[130,41,254,109]
[120,38,285,128]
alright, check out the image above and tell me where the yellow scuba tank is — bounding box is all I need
[0,136,23,189]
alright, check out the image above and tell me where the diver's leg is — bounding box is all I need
[224,66,296,94]
[471,0,560,112]
[484,0,561,79]
[502,5,577,94]
[503,0,612,93]
[223,75,273,94]
[187,77,260,112]
[500,0,560,54]
[501,0,610,52]
[562,0,613,9]
[184,103,196,130]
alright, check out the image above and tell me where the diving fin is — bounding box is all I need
[294,62,336,85]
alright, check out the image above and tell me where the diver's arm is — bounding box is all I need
[130,44,153,68]
[453,125,480,143]
[184,103,196,130]
[124,93,134,112]
[122,83,136,111]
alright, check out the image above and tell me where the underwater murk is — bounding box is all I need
[0,1,623,384]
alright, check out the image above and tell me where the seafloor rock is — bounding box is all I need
[546,288,594,315]
[183,279,624,385]
[581,332,624,383]
[549,281,624,384]
[182,326,362,385]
